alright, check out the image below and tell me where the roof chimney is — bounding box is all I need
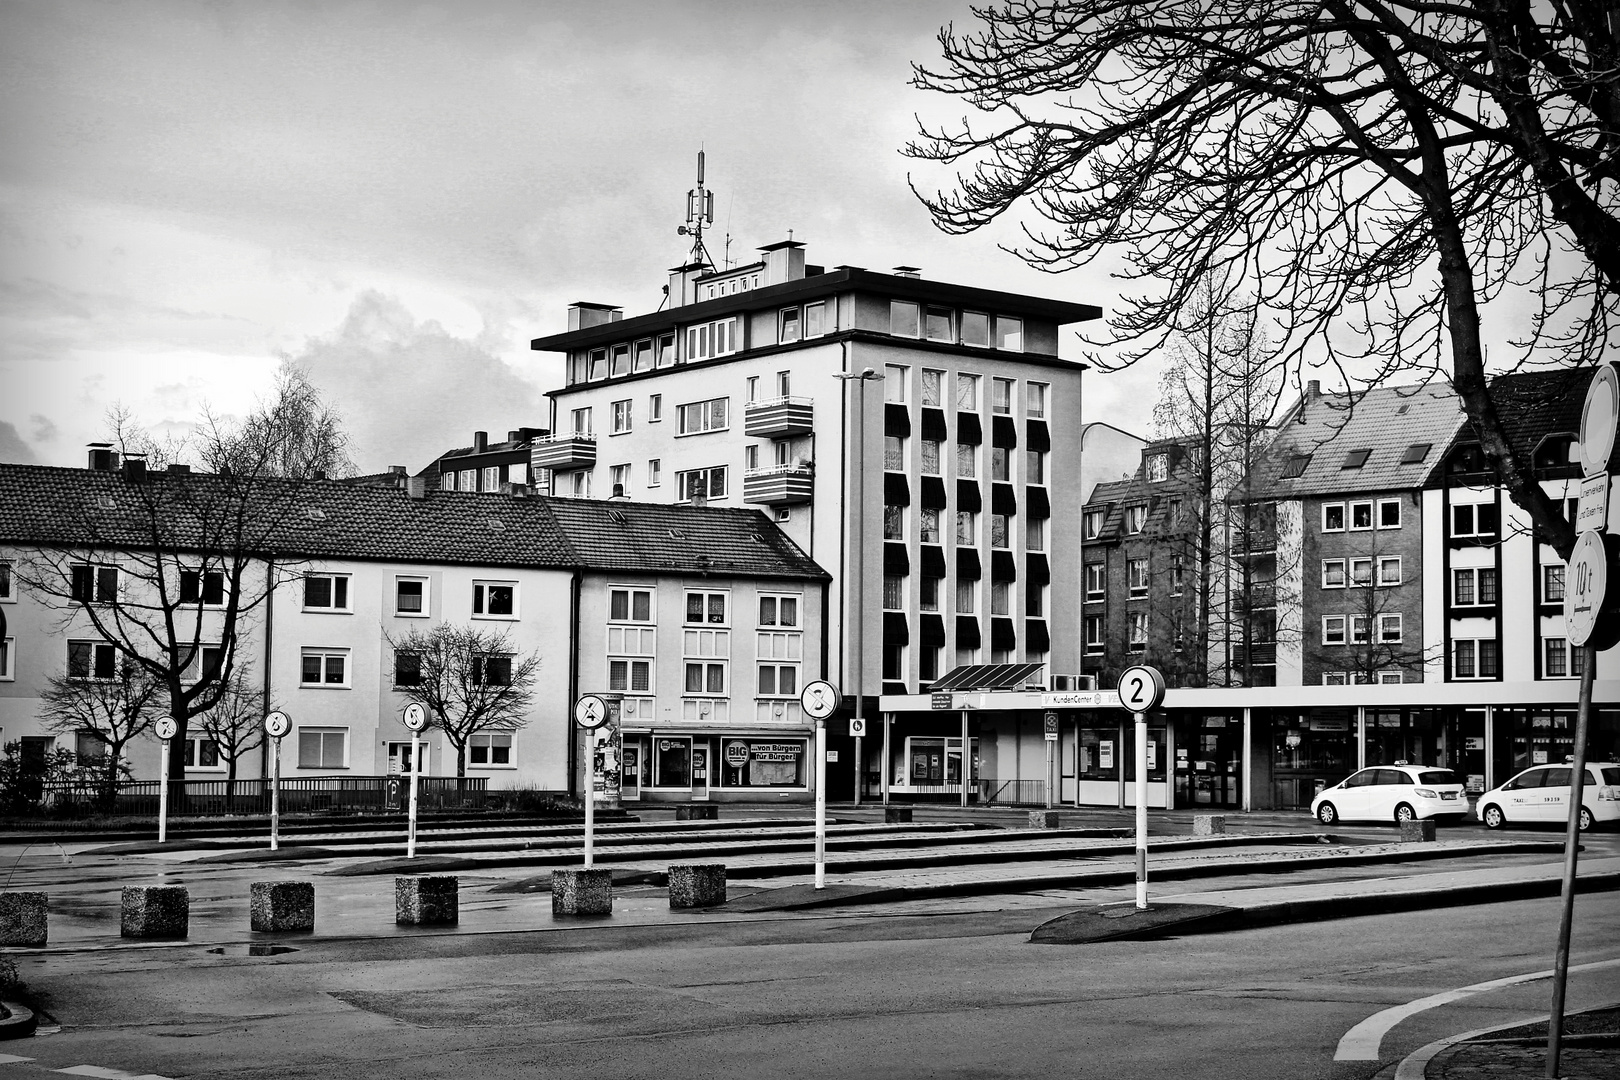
[758,240,806,287]
[892,265,922,279]
[87,443,118,471]
[473,431,488,454]
[567,302,623,331]
[166,463,190,475]
[121,453,147,484]
[1306,380,1320,398]
[407,475,427,500]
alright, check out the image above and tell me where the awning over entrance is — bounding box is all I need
[929,662,1046,691]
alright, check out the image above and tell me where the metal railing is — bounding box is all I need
[862,778,1052,807]
[37,775,488,816]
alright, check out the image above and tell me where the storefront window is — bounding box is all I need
[1119,725,1168,782]
[1077,725,1120,782]
[905,737,980,785]
[654,737,691,787]
[1492,708,1619,781]
[718,739,806,788]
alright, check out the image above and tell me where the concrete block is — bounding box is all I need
[884,807,913,824]
[250,881,315,932]
[1027,811,1062,829]
[668,863,726,909]
[1398,819,1436,843]
[676,804,719,821]
[552,868,613,916]
[1193,814,1227,837]
[394,876,458,926]
[0,892,47,948]
[120,885,189,939]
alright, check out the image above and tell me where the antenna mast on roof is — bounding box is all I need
[676,150,716,269]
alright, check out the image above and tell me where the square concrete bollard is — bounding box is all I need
[1398,819,1437,843]
[1193,814,1227,837]
[553,868,613,915]
[251,881,315,933]
[668,863,727,909]
[884,807,913,824]
[0,892,47,948]
[1027,811,1062,829]
[121,885,189,939]
[395,876,458,926]
[675,804,719,821]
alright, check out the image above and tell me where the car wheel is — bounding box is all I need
[1316,802,1338,826]
[1395,803,1416,824]
[1579,806,1594,833]
[1482,804,1506,829]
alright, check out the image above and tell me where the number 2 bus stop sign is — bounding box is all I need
[1117,665,1166,715]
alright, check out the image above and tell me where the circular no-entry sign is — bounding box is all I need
[264,710,291,739]
[574,694,609,730]
[154,716,178,742]
[402,702,428,733]
[800,680,839,719]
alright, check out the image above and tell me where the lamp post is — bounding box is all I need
[835,366,883,808]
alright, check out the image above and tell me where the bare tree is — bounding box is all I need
[385,624,542,782]
[906,0,1618,559]
[37,657,163,808]
[190,662,267,811]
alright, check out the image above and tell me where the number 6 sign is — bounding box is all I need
[1117,665,1166,714]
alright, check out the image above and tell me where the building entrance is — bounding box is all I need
[1174,714,1243,808]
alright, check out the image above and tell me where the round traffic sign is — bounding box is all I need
[402,702,428,733]
[574,694,608,730]
[154,716,178,741]
[800,679,838,719]
[264,710,290,739]
[1117,666,1166,714]
[1565,529,1620,649]
[1579,362,1620,476]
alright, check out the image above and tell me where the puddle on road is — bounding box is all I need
[204,944,299,957]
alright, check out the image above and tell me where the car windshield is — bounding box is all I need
[1418,770,1458,785]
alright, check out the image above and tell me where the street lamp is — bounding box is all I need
[835,366,883,807]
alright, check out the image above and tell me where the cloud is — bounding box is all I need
[285,291,550,472]
[28,413,56,443]
[0,420,37,464]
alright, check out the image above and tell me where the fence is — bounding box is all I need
[38,775,489,817]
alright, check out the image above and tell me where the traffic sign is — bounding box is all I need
[402,702,428,732]
[574,694,608,730]
[849,717,867,737]
[264,710,290,739]
[800,680,838,719]
[154,716,178,741]
[1578,362,1620,477]
[1043,711,1059,741]
[1565,530,1620,650]
[1578,474,1610,534]
[1117,666,1166,714]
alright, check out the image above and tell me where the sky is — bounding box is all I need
[0,0,1155,473]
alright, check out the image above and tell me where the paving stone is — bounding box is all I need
[395,876,458,925]
[1193,815,1226,836]
[0,892,47,947]
[1398,819,1437,843]
[668,863,726,908]
[552,868,613,915]
[251,881,315,932]
[121,885,189,939]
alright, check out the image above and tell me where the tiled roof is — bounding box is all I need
[0,464,825,581]
[1470,368,1591,457]
[1236,383,1468,500]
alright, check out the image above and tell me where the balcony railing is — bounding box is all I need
[1231,529,1277,557]
[1236,585,1277,610]
[1231,642,1277,667]
[530,432,597,471]
[744,396,815,439]
[743,464,815,506]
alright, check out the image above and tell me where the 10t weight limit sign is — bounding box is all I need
[1566,530,1620,651]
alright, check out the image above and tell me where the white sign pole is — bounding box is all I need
[814,718,826,889]
[270,736,281,852]
[157,739,170,845]
[585,729,596,870]
[407,731,420,859]
[1135,710,1149,910]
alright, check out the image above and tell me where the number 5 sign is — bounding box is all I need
[1117,666,1166,714]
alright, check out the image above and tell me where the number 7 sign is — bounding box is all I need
[1117,665,1166,714]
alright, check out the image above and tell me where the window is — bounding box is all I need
[1281,455,1311,479]
[1085,563,1105,601]
[1322,616,1346,646]
[890,301,920,338]
[757,663,799,698]
[685,661,727,694]
[955,510,977,545]
[0,560,11,600]
[1125,505,1147,534]
[804,302,826,338]
[686,317,739,360]
[608,658,652,693]
[393,650,421,687]
[1452,501,1499,537]
[469,733,513,767]
[181,644,225,683]
[956,443,976,478]
[960,311,990,347]
[300,650,348,687]
[1379,614,1402,643]
[885,436,905,471]
[1544,638,1585,678]
[632,338,654,373]
[1146,453,1169,482]
[1323,672,1348,686]
[990,513,1009,549]
[1349,616,1371,645]
[458,469,476,492]
[921,439,941,476]
[303,573,350,612]
[956,373,979,410]
[1453,567,1498,606]
[991,378,1013,414]
[676,466,728,502]
[1083,510,1105,539]
[395,577,428,616]
[1127,558,1149,598]
[1128,611,1147,651]
[564,471,591,499]
[885,365,908,403]
[925,307,953,342]
[179,568,225,606]
[587,349,607,381]
[921,369,943,406]
[68,640,117,680]
[994,316,1023,350]
[921,576,940,612]
[471,655,512,686]
[1026,516,1045,552]
[1170,554,1184,595]
[480,466,499,492]
[1453,639,1499,679]
[677,397,729,435]
[758,595,798,627]
[1378,499,1402,528]
[884,575,904,610]
[1027,382,1046,418]
[956,579,976,613]
[1027,450,1045,485]
[570,407,592,435]
[611,588,654,622]
[780,307,801,343]
[776,371,791,397]
[920,508,941,544]
[1377,557,1402,586]
[1400,442,1432,464]
[883,641,906,681]
[1349,558,1373,587]
[1379,672,1404,685]
[685,591,728,625]
[648,459,661,487]
[182,736,221,769]
[1341,449,1372,470]
[990,580,1009,616]
[1542,564,1565,603]
[611,400,632,434]
[70,564,119,604]
[884,505,905,541]
[1323,503,1346,532]
[0,637,12,681]
[472,581,517,618]
[746,376,759,404]
[991,446,1010,481]
[1084,614,1104,653]
[610,463,630,495]
[1350,501,1373,530]
[297,728,347,769]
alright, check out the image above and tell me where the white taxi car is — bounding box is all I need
[1311,763,1468,826]
[1477,762,1620,832]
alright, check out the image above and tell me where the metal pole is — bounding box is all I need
[882,712,891,806]
[158,739,170,845]
[814,718,826,888]
[1135,710,1149,910]
[1045,736,1054,809]
[585,730,596,869]
[961,710,970,808]
[407,732,420,859]
[270,737,281,852]
[852,374,866,809]
[1547,645,1596,1078]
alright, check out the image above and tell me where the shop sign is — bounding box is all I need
[1099,741,1115,770]
[1308,717,1349,732]
[724,741,750,768]
[750,743,802,763]
[931,692,953,710]
[1043,691,1111,709]
[826,750,839,763]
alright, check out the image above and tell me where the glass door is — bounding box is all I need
[621,742,642,801]
[691,742,710,800]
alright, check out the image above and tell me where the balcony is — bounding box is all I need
[743,464,815,506]
[1231,642,1277,667]
[744,396,815,439]
[530,432,597,471]
[1235,585,1277,610]
[1230,528,1277,557]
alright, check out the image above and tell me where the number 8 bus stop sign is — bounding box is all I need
[1117,665,1166,714]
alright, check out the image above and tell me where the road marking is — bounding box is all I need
[54,1068,175,1080]
[0,1057,34,1065]
[1392,1015,1547,1080]
[1335,957,1620,1060]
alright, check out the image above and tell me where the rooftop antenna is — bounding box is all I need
[676,150,716,269]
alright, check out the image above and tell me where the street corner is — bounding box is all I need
[1027,902,1237,944]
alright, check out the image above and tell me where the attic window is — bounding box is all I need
[750,532,767,544]
[608,510,629,525]
[1340,449,1371,470]
[1400,443,1432,465]
[488,518,505,532]
[1280,455,1310,479]
[303,507,328,521]
[668,528,686,540]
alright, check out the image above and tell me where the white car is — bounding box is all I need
[1477,762,1620,832]
[1311,764,1468,826]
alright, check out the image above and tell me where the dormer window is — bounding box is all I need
[1146,453,1169,482]
[1533,434,1577,472]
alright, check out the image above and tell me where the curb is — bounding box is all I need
[0,1000,36,1040]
